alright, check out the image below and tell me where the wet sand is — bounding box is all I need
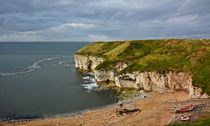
[1,91,189,126]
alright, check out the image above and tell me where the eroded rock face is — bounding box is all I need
[166,71,192,90]
[104,71,209,98]
[74,54,209,98]
[74,55,104,70]
[115,72,191,93]
[136,72,152,91]
[94,70,115,82]
[114,71,209,98]
[115,62,128,72]
[115,75,137,88]
[189,86,209,98]
[93,61,128,82]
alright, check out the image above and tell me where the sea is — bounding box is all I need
[0,42,117,120]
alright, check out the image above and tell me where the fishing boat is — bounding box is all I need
[180,114,191,121]
[174,103,195,113]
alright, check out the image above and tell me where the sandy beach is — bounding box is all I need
[1,91,189,126]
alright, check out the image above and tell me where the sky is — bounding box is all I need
[0,0,210,42]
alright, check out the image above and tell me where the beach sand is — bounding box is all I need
[1,91,189,126]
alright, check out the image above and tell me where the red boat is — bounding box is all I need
[175,103,195,113]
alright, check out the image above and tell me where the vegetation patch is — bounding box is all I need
[76,39,210,95]
[169,118,210,126]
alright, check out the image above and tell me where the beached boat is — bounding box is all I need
[174,103,195,113]
[180,114,191,121]
[116,105,141,116]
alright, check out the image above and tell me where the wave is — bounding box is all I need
[82,82,98,92]
[58,61,70,67]
[63,64,70,67]
[0,70,33,76]
[82,76,90,79]
[0,56,59,76]
[58,61,64,65]
[86,72,95,76]
[81,75,98,92]
[82,77,96,83]
[90,78,96,83]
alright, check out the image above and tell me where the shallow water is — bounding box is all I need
[0,42,117,119]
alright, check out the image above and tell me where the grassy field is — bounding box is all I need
[169,118,210,126]
[76,39,210,95]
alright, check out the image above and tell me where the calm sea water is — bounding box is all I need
[0,42,117,119]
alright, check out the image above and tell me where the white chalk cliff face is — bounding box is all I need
[74,54,209,98]
[74,55,104,70]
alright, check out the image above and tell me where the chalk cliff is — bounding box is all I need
[75,54,208,98]
[74,55,104,70]
[74,39,210,98]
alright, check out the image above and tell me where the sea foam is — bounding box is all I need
[0,56,59,76]
[82,82,98,92]
[81,74,98,92]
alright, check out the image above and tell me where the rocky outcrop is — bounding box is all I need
[189,86,209,98]
[115,71,209,98]
[94,70,115,82]
[74,54,209,99]
[114,72,191,93]
[94,62,128,82]
[74,54,104,70]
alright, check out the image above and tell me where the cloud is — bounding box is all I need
[87,34,111,41]
[65,23,96,29]
[166,15,198,24]
[0,31,43,42]
[0,0,209,41]
[45,23,96,34]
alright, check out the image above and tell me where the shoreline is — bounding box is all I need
[0,102,117,122]
[1,91,190,126]
[0,91,148,122]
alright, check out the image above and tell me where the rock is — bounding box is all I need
[115,77,121,88]
[113,71,208,98]
[189,86,209,98]
[94,70,115,82]
[115,77,137,88]
[137,72,152,91]
[115,62,128,72]
[74,54,104,70]
[74,54,209,98]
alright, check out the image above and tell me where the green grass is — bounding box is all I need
[76,39,210,95]
[169,118,210,126]
[76,41,123,57]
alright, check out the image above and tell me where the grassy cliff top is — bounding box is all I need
[76,39,210,94]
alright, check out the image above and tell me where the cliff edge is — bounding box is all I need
[74,39,210,98]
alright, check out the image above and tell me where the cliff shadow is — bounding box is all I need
[87,60,93,70]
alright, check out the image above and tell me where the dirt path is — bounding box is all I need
[1,91,189,126]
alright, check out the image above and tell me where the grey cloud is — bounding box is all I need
[0,0,209,41]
